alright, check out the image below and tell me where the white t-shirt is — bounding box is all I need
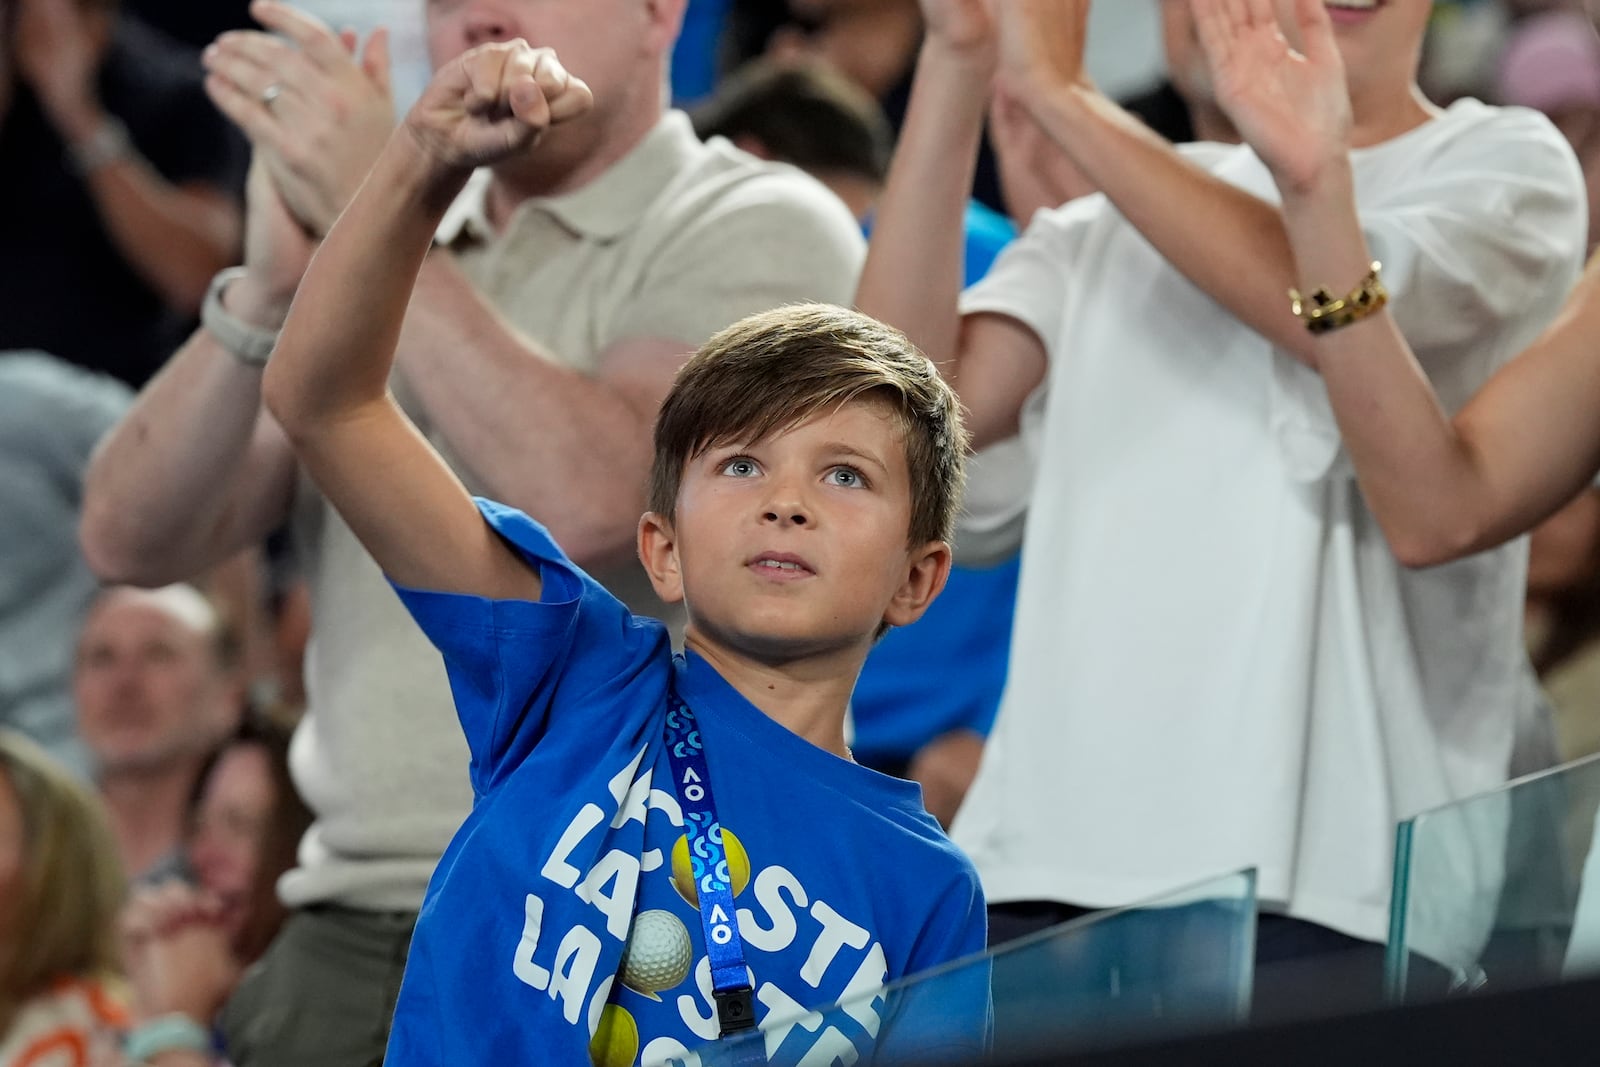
[951,99,1586,965]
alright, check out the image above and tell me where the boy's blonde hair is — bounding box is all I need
[0,731,125,1033]
[648,304,969,546]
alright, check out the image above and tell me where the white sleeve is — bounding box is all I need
[958,196,1101,356]
[953,431,1037,566]
[1270,105,1588,482]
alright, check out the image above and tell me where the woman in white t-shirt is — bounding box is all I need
[1189,0,1600,573]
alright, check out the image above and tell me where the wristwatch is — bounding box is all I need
[68,117,132,174]
[201,267,280,366]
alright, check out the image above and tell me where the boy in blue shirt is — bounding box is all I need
[259,39,987,1067]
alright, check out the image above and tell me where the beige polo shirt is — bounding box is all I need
[281,109,865,913]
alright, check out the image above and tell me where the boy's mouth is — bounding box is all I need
[749,552,816,578]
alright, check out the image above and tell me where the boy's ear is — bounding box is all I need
[638,511,687,605]
[882,540,953,629]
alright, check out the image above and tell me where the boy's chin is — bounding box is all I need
[687,617,870,667]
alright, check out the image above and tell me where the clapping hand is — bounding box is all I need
[919,0,999,66]
[1190,0,1352,193]
[992,0,1094,102]
[403,40,593,174]
[203,0,396,237]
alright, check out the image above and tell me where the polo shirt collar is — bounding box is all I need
[434,110,699,246]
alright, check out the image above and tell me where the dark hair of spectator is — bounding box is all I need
[691,59,895,186]
[187,711,313,965]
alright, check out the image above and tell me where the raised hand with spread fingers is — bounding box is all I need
[992,0,1094,103]
[1190,0,1351,193]
[203,0,396,237]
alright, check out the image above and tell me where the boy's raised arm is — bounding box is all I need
[262,41,593,599]
[1193,0,1600,566]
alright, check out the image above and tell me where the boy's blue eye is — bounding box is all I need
[827,467,865,488]
[721,458,759,478]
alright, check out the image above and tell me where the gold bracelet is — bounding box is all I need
[1288,261,1388,335]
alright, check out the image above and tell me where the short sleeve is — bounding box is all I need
[607,166,865,348]
[389,499,670,794]
[877,867,992,1064]
[958,196,1099,357]
[1269,105,1588,481]
[952,434,1036,567]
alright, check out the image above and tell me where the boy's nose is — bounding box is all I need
[761,485,811,527]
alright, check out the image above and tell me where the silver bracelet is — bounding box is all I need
[201,267,280,367]
[68,116,133,174]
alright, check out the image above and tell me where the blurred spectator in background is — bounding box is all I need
[1498,6,1600,254]
[183,713,311,966]
[0,0,246,388]
[0,730,128,1066]
[760,0,1007,211]
[73,586,242,884]
[0,352,131,780]
[692,57,894,217]
[80,714,318,1067]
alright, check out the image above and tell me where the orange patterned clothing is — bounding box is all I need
[1,977,129,1067]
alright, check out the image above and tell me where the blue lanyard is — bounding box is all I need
[663,686,760,1042]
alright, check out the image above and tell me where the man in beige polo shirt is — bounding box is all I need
[78,3,862,1064]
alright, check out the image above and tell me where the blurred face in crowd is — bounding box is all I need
[422,0,684,174]
[187,742,275,939]
[73,587,239,780]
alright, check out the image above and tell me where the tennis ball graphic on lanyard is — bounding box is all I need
[589,1003,639,1067]
[621,909,694,999]
[670,828,752,908]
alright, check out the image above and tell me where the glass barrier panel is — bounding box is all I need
[1387,751,1600,1002]
[678,869,1256,1066]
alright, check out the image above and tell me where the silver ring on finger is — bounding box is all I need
[261,83,284,110]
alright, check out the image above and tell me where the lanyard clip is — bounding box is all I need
[714,984,757,1036]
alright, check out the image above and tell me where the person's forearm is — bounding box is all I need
[264,132,464,433]
[399,255,664,568]
[1023,85,1316,365]
[1275,167,1479,561]
[57,105,239,312]
[81,281,293,585]
[82,160,241,312]
[856,40,990,376]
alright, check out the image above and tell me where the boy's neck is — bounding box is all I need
[685,635,859,760]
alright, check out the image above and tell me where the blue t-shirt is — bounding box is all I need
[385,500,988,1067]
